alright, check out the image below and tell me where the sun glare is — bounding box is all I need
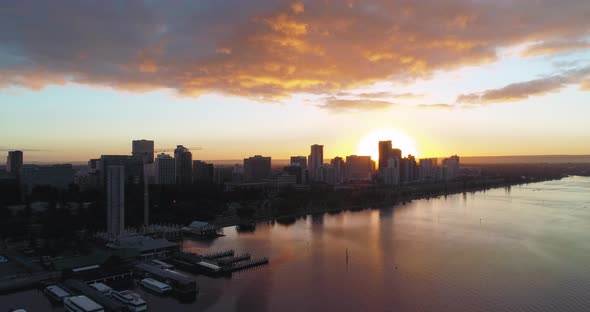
[357,128,419,161]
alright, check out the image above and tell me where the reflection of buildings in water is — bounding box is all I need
[236,222,257,233]
[379,207,394,220]
[276,216,297,226]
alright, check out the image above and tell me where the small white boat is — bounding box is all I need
[111,290,147,312]
[141,278,172,294]
[64,295,104,312]
[44,285,71,302]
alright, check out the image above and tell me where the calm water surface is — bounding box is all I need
[3,176,590,311]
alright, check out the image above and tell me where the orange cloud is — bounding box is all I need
[522,40,590,57]
[316,98,396,112]
[291,2,304,15]
[1,0,590,101]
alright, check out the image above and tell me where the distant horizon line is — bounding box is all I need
[6,154,590,166]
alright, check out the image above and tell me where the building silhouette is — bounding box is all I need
[308,144,323,182]
[107,165,125,238]
[383,158,400,185]
[132,139,154,164]
[345,155,374,181]
[244,155,271,182]
[6,150,23,174]
[330,157,345,184]
[20,164,75,194]
[442,155,460,181]
[193,160,214,183]
[290,156,307,169]
[155,153,175,185]
[174,145,193,185]
[99,155,144,186]
[378,141,393,170]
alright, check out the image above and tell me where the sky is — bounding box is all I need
[1,0,590,163]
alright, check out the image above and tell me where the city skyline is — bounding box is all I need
[2,1,590,162]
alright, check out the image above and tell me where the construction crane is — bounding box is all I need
[154,146,203,153]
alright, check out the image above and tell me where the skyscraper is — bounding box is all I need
[132,139,155,164]
[290,156,307,169]
[107,165,125,238]
[383,158,400,186]
[345,155,374,181]
[193,160,214,183]
[174,145,193,185]
[244,155,271,181]
[99,155,144,186]
[155,153,175,185]
[6,150,23,174]
[308,144,323,181]
[378,141,393,170]
[330,157,345,184]
[442,155,460,181]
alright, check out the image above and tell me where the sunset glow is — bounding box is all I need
[0,1,589,162]
[357,128,418,161]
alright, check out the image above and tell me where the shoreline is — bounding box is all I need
[212,176,563,229]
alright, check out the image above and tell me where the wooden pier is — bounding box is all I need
[202,249,234,259]
[217,254,251,266]
[223,257,269,272]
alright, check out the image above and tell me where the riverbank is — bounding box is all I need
[211,176,564,228]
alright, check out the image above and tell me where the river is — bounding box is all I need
[3,176,590,311]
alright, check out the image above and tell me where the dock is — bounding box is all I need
[202,249,234,259]
[216,254,251,266]
[170,250,269,275]
[134,262,197,295]
[223,257,269,272]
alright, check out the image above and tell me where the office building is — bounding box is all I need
[174,145,193,185]
[442,155,460,181]
[419,158,438,181]
[155,153,175,185]
[290,156,307,169]
[132,139,154,164]
[20,164,76,194]
[308,144,323,181]
[107,166,125,238]
[330,157,345,184]
[99,155,144,186]
[345,155,374,181]
[244,155,271,181]
[88,158,100,171]
[193,160,214,183]
[400,154,418,183]
[283,165,306,184]
[378,141,393,170]
[383,158,400,186]
[213,167,234,185]
[74,168,100,191]
[6,150,23,174]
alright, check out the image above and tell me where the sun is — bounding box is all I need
[357,128,419,161]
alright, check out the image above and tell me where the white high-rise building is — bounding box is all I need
[107,165,125,238]
[155,153,175,185]
[308,144,323,181]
